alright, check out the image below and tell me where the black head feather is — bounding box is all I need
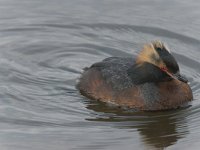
[152,41,179,74]
[127,62,172,85]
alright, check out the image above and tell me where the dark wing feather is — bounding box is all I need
[90,57,135,90]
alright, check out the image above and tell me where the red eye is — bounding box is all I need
[161,67,168,72]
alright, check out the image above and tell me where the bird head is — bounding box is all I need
[136,41,188,83]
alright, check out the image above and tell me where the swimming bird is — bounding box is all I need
[77,41,193,111]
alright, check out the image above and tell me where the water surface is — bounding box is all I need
[0,0,200,150]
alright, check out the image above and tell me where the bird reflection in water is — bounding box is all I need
[85,100,189,150]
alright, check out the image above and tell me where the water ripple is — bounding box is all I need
[77,23,200,45]
[0,14,199,150]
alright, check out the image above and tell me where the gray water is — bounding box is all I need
[0,0,200,150]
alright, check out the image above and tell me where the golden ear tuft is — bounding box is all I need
[136,40,167,67]
[151,40,170,53]
[136,42,159,64]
